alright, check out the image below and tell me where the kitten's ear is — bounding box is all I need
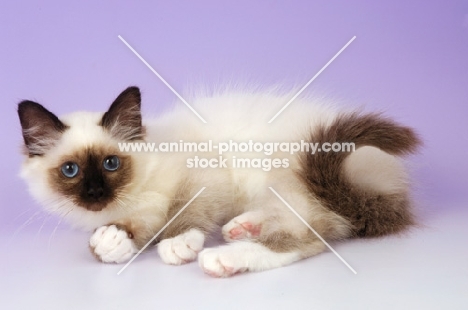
[18,101,67,156]
[100,86,144,141]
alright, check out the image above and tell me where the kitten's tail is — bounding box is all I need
[299,112,422,238]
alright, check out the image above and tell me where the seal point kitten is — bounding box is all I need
[18,86,421,277]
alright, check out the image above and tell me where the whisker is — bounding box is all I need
[47,207,73,250]
[47,217,62,251]
[0,208,32,236]
[40,196,75,250]
[34,214,52,242]
[11,208,33,224]
[8,210,43,244]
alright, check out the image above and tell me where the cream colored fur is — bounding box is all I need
[20,89,407,276]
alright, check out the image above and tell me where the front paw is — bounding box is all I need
[198,247,246,277]
[89,225,137,263]
[157,229,205,265]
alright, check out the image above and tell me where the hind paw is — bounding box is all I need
[222,212,263,241]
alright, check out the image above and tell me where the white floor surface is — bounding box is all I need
[1,205,467,310]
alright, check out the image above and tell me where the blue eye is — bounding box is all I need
[103,155,120,171]
[61,162,79,178]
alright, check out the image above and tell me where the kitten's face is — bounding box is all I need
[48,145,133,212]
[18,87,143,219]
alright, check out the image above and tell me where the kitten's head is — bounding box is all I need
[18,87,144,229]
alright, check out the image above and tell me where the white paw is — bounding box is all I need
[198,247,247,277]
[89,225,137,263]
[198,242,301,277]
[158,229,205,265]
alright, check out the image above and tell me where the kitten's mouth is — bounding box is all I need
[76,193,114,212]
[80,202,108,212]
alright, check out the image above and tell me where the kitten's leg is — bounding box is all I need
[201,189,351,277]
[156,187,228,265]
[198,237,326,277]
[156,209,212,265]
[89,213,165,264]
[91,212,209,265]
[222,210,266,241]
[155,209,211,265]
[157,228,205,265]
[89,225,138,263]
[89,220,205,265]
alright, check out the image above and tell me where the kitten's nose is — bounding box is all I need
[87,187,104,200]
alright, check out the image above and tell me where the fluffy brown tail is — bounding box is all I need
[298,112,421,237]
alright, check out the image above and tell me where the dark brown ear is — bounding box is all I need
[100,86,143,140]
[18,101,67,156]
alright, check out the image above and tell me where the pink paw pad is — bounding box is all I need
[228,222,261,240]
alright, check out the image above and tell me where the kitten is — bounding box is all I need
[18,86,420,277]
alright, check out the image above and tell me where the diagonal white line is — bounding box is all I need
[268,187,357,274]
[117,187,206,275]
[118,35,207,124]
[268,36,356,123]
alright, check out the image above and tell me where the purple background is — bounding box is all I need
[1,0,467,231]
